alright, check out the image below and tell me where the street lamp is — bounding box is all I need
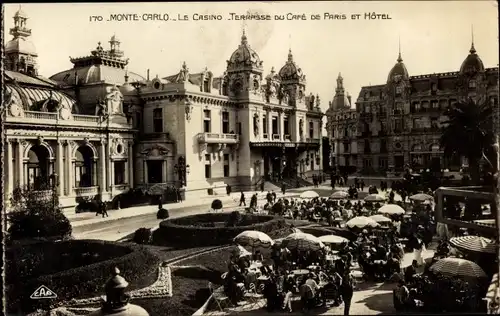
[174,156,190,187]
[49,172,59,209]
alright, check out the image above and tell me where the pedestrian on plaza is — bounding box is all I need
[176,187,183,202]
[340,271,354,315]
[260,181,265,192]
[226,184,232,196]
[360,180,365,191]
[100,200,109,218]
[281,183,286,195]
[272,191,277,203]
[239,191,246,206]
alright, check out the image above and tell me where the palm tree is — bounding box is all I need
[440,97,495,185]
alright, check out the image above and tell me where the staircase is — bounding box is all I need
[268,176,313,189]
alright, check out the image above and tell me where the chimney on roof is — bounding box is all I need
[147,69,150,81]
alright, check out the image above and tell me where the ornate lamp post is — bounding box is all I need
[49,172,59,209]
[89,267,149,316]
[174,156,190,187]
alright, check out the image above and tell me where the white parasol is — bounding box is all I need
[318,235,349,245]
[449,236,497,254]
[234,230,274,251]
[364,194,387,202]
[410,193,434,202]
[282,232,325,251]
[430,257,487,279]
[346,216,379,229]
[300,191,320,199]
[378,204,406,215]
[369,214,392,223]
[330,191,349,199]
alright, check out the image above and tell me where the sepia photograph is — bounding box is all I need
[1,1,499,315]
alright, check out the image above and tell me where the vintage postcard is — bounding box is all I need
[2,1,499,315]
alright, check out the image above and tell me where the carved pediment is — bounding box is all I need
[141,145,169,157]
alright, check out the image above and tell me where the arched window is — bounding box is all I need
[74,146,95,188]
[27,145,51,191]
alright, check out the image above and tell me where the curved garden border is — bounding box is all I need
[6,239,161,314]
[157,213,286,246]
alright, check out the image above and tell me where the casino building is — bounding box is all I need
[326,43,499,176]
[3,8,323,210]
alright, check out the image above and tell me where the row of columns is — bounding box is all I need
[4,138,135,202]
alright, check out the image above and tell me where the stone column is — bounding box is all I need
[279,111,284,140]
[99,140,107,194]
[162,160,167,183]
[66,141,74,195]
[143,160,148,184]
[56,141,64,196]
[6,140,13,201]
[17,140,24,189]
[128,141,134,187]
[107,140,113,191]
[267,111,272,139]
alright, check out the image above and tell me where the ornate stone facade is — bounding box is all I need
[3,8,324,208]
[327,43,499,176]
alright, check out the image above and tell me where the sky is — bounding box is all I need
[3,1,499,113]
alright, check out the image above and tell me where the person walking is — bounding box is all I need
[100,200,109,218]
[239,191,246,206]
[340,272,354,315]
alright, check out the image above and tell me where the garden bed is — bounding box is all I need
[6,240,161,314]
[134,247,232,316]
[156,213,286,246]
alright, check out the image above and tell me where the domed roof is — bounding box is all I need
[14,7,28,18]
[119,71,136,94]
[227,31,263,72]
[460,43,485,73]
[278,49,305,81]
[332,94,351,109]
[387,53,409,82]
[265,66,280,81]
[5,37,37,56]
[50,65,145,86]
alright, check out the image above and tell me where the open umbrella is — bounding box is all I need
[300,191,319,199]
[234,230,274,250]
[318,235,349,245]
[211,199,223,210]
[430,257,487,279]
[282,232,325,251]
[410,193,433,202]
[449,236,497,254]
[364,194,386,202]
[369,214,392,223]
[378,204,405,215]
[346,216,379,229]
[233,245,252,258]
[330,191,349,199]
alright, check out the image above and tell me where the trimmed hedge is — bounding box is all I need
[6,240,161,314]
[156,213,286,246]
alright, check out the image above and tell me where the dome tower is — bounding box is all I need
[225,30,264,99]
[278,48,307,106]
[330,73,351,111]
[457,29,487,100]
[5,6,38,76]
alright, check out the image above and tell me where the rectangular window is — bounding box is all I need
[153,108,163,133]
[363,158,372,168]
[395,118,403,132]
[380,140,387,153]
[262,115,267,134]
[310,153,315,170]
[205,154,211,178]
[343,142,349,153]
[431,101,439,109]
[284,116,290,136]
[223,154,230,177]
[237,122,242,135]
[272,116,278,135]
[378,157,388,169]
[203,110,211,133]
[147,160,163,184]
[309,121,314,138]
[204,80,210,93]
[222,111,229,133]
[114,161,126,185]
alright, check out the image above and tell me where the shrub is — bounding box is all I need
[157,208,170,219]
[133,227,152,244]
[8,187,72,241]
[156,213,286,247]
[225,211,242,227]
[5,240,161,314]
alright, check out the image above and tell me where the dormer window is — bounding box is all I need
[203,80,210,93]
[468,80,476,89]
[395,86,403,94]
[364,91,370,100]
[431,83,437,91]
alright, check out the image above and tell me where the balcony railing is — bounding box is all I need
[25,111,58,120]
[197,133,240,144]
[272,134,280,140]
[263,133,268,139]
[74,186,99,196]
[284,134,291,141]
[73,114,100,123]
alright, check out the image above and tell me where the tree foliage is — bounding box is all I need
[440,98,495,184]
[8,186,72,241]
